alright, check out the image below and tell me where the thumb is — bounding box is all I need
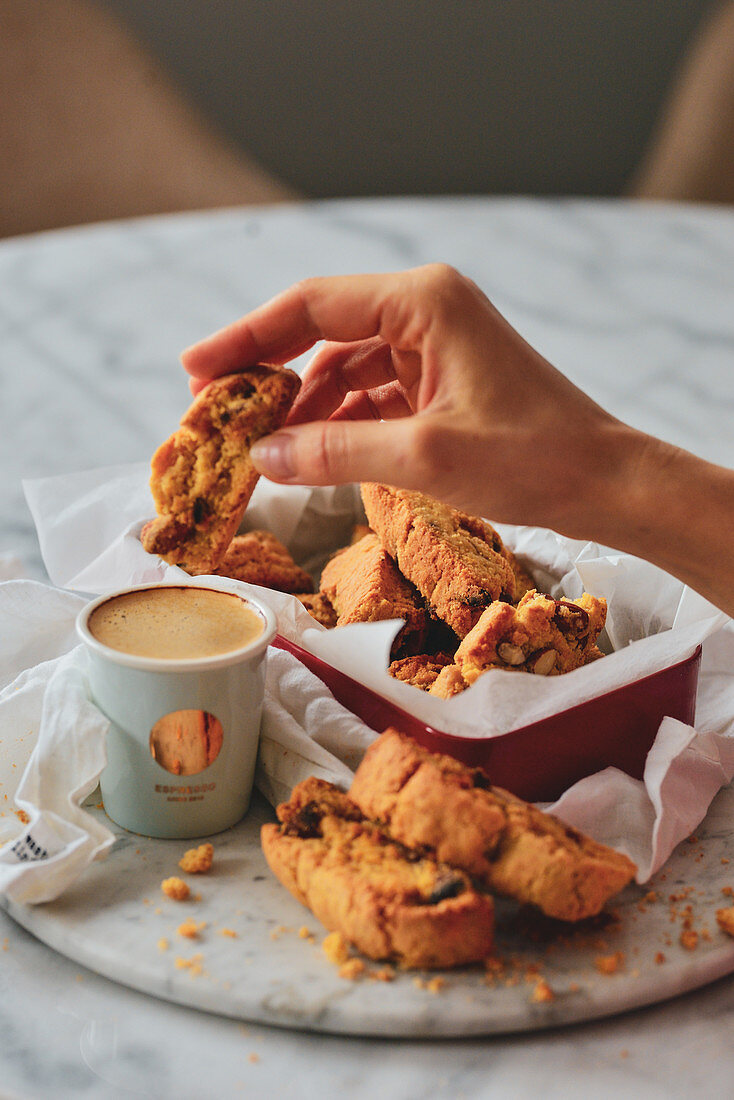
[250,418,418,488]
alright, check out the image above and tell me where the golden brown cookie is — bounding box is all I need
[430,589,606,696]
[349,729,636,922]
[319,532,429,658]
[141,367,300,574]
[213,530,314,593]
[261,777,494,968]
[360,483,517,638]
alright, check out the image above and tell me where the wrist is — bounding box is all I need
[584,427,734,611]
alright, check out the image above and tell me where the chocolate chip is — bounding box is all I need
[284,802,323,838]
[425,873,465,904]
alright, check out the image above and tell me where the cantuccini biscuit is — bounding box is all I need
[214,530,314,593]
[319,532,429,658]
[261,777,495,968]
[430,589,606,697]
[360,483,517,638]
[349,729,636,922]
[141,367,300,574]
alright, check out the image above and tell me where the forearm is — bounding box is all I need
[575,427,734,615]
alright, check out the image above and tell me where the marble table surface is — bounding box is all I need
[3,196,734,1097]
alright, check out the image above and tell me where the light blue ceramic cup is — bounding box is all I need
[76,580,276,839]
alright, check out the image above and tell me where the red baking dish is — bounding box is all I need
[272,636,701,802]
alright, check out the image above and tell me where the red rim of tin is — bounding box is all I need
[272,636,701,802]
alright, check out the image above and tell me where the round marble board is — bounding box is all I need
[4,786,734,1038]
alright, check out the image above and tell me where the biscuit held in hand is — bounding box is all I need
[349,729,636,922]
[141,367,300,573]
[261,777,494,969]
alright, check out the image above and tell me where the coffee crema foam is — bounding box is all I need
[88,587,264,659]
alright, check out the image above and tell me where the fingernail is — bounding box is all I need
[250,433,296,480]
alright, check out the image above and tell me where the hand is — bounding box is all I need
[181,264,734,615]
[182,264,646,539]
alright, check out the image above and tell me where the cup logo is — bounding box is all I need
[149,710,224,776]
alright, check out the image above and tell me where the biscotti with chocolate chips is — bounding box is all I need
[141,366,300,574]
[349,729,636,922]
[261,776,495,968]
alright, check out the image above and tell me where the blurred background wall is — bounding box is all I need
[101,0,713,199]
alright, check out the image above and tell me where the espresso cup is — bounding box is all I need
[76,580,277,838]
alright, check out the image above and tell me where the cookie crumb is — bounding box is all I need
[175,953,204,976]
[298,926,316,942]
[680,929,699,951]
[530,978,555,1003]
[654,951,666,964]
[161,876,190,901]
[177,919,206,939]
[179,843,214,874]
[716,906,734,937]
[323,931,351,966]
[338,958,366,981]
[370,966,396,982]
[248,1053,260,1065]
[218,928,238,938]
[595,951,624,975]
[157,938,169,952]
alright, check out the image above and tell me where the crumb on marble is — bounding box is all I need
[322,931,351,966]
[158,938,169,952]
[595,951,624,975]
[654,951,666,964]
[248,1053,260,1064]
[530,978,555,1004]
[338,958,366,981]
[412,976,445,994]
[161,876,190,901]
[179,842,214,874]
[680,929,699,951]
[218,927,238,938]
[175,953,204,976]
[716,906,734,937]
[177,919,206,939]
